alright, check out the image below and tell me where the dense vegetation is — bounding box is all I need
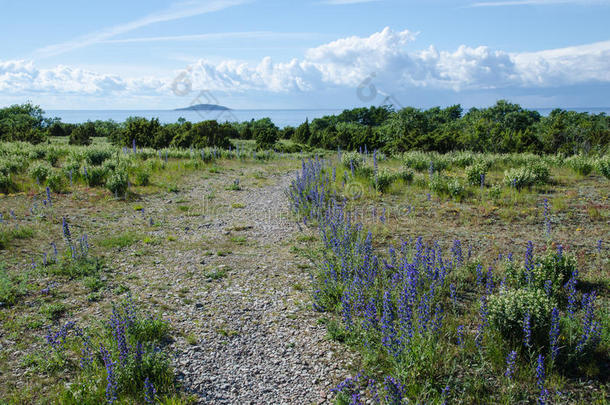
[288,154,608,403]
[2,101,608,154]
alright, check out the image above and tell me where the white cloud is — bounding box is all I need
[3,28,610,105]
[33,0,250,58]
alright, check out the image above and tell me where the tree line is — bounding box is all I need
[1,101,608,154]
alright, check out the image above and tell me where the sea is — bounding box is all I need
[46,107,610,128]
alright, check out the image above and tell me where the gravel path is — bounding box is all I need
[123,171,354,404]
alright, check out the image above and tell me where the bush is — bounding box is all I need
[399,168,414,183]
[134,169,151,186]
[374,169,397,192]
[565,155,593,176]
[47,171,68,193]
[447,178,466,200]
[596,156,610,179]
[428,173,448,195]
[29,162,52,183]
[85,148,112,166]
[84,166,107,187]
[465,162,489,186]
[69,122,95,145]
[62,159,81,178]
[0,156,27,175]
[503,167,534,190]
[488,287,554,346]
[488,184,502,200]
[45,148,61,167]
[530,162,550,184]
[107,167,129,196]
[402,151,429,172]
[504,250,577,299]
[0,173,13,194]
[341,152,364,171]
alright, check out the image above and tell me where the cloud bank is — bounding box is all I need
[2,27,610,106]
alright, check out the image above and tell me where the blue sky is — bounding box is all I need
[1,0,609,109]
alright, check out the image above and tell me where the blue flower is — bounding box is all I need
[504,350,517,380]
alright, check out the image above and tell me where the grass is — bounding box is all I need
[98,231,141,249]
[0,225,35,249]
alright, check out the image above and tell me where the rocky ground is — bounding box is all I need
[107,170,355,404]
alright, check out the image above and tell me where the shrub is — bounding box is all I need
[399,168,414,183]
[107,167,129,196]
[47,171,68,193]
[0,156,27,175]
[29,162,52,183]
[488,184,502,200]
[341,152,364,171]
[428,173,448,195]
[85,148,112,166]
[69,122,95,145]
[62,159,81,179]
[45,148,61,167]
[488,287,554,346]
[530,162,550,184]
[447,178,466,200]
[596,156,610,179]
[0,173,13,194]
[465,163,488,186]
[402,151,430,172]
[84,166,107,187]
[503,167,534,189]
[565,155,594,176]
[504,250,577,298]
[374,169,397,192]
[135,169,151,186]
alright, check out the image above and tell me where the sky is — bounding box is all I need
[1,0,609,110]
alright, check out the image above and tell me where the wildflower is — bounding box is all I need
[456,325,464,348]
[543,198,551,236]
[549,307,560,361]
[523,312,532,349]
[384,376,404,404]
[144,377,156,404]
[564,276,577,319]
[100,344,117,404]
[536,354,548,404]
[576,291,602,353]
[62,217,72,245]
[504,350,517,380]
[46,187,52,206]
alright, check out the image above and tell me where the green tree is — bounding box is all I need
[69,121,96,145]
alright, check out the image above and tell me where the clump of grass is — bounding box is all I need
[205,268,227,280]
[0,225,35,249]
[0,264,27,306]
[47,256,102,279]
[40,302,67,320]
[98,231,141,249]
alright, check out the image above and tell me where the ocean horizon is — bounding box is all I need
[46,107,610,128]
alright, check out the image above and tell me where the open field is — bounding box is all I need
[0,139,608,404]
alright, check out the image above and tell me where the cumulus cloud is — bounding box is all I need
[3,27,610,103]
[0,60,164,95]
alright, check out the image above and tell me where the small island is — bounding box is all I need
[174,104,230,111]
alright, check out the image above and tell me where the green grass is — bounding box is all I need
[98,231,141,249]
[0,264,26,306]
[0,225,35,249]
